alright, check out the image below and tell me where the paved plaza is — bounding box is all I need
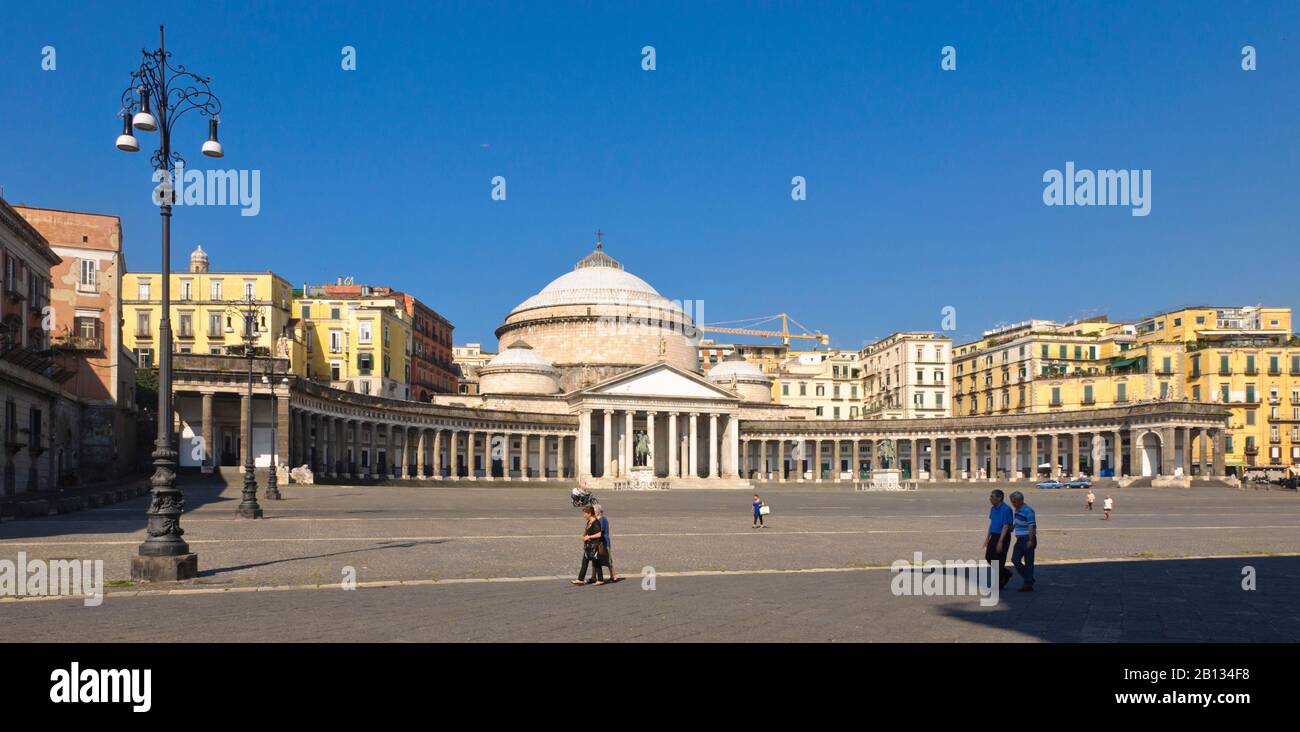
[1,479,1297,642]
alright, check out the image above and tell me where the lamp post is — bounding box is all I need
[120,25,225,581]
[261,366,288,500]
[227,297,264,518]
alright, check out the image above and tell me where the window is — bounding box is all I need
[330,361,342,380]
[300,305,310,319]
[180,280,193,300]
[1051,387,1061,406]
[914,393,923,406]
[1117,383,1128,402]
[136,310,151,336]
[136,348,154,368]
[79,259,97,288]
[1041,345,1048,358]
[1159,382,1169,399]
[1246,355,1257,374]
[330,331,343,353]
[211,280,223,300]
[359,321,373,344]
[1220,354,1231,374]
[1269,355,1280,375]
[1293,355,1300,375]
[815,385,824,397]
[916,370,924,383]
[1220,384,1230,403]
[209,347,223,355]
[178,312,193,337]
[1074,346,1082,360]
[1162,356,1172,373]
[934,391,944,407]
[1083,385,1094,403]
[330,306,341,320]
[138,280,151,300]
[358,352,373,374]
[799,383,807,396]
[1193,385,1201,401]
[782,384,789,396]
[208,312,223,336]
[243,281,255,300]
[1246,384,1256,403]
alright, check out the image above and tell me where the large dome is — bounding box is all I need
[508,246,684,316]
[495,240,701,390]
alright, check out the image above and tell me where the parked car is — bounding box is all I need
[1036,480,1064,489]
[1065,478,1092,489]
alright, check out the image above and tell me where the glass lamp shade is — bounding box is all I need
[201,118,224,158]
[116,116,139,152]
[132,87,157,132]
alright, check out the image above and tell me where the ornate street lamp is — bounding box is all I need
[120,25,225,581]
[225,297,264,518]
[261,366,288,500]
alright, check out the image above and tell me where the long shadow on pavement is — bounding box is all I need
[940,555,1300,642]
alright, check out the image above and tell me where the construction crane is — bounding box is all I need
[701,313,829,346]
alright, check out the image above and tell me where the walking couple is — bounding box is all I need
[573,503,620,586]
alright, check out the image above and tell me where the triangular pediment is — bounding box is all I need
[575,363,738,401]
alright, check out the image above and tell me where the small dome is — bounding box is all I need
[189,244,209,273]
[485,341,558,372]
[708,351,770,382]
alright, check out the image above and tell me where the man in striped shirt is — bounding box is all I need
[1009,491,1037,592]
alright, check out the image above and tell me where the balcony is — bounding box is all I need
[1218,369,1232,376]
[1082,397,1096,405]
[1245,368,1259,376]
[50,334,103,351]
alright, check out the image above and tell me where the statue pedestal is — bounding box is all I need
[870,469,901,490]
[629,467,655,488]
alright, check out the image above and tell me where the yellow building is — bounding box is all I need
[122,245,297,371]
[953,317,1135,416]
[294,283,411,400]
[772,349,861,419]
[1136,306,1300,474]
[1032,341,1186,411]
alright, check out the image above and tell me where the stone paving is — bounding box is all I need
[1,478,1297,641]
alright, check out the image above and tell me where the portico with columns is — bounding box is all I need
[568,361,745,486]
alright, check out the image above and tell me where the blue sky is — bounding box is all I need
[2,1,1297,348]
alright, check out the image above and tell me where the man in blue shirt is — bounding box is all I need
[984,490,1014,589]
[1009,491,1037,592]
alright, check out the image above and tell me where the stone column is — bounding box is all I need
[446,429,459,480]
[559,434,569,479]
[727,416,740,479]
[1048,434,1059,479]
[907,438,917,481]
[1112,430,1123,476]
[1160,426,1176,478]
[602,410,613,479]
[795,438,806,482]
[1197,429,1209,477]
[1071,433,1082,478]
[708,414,719,479]
[832,439,842,482]
[274,393,288,476]
[432,429,442,478]
[521,433,532,481]
[667,412,679,479]
[624,411,635,476]
[647,412,657,477]
[947,437,957,480]
[688,413,699,478]
[1181,427,1193,476]
[239,393,251,474]
[577,410,591,480]
[1213,428,1226,476]
[201,392,214,473]
[1009,434,1019,481]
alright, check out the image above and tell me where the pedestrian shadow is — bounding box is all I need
[938,555,1300,642]
[198,539,449,577]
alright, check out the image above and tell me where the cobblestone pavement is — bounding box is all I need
[1,480,1297,641]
